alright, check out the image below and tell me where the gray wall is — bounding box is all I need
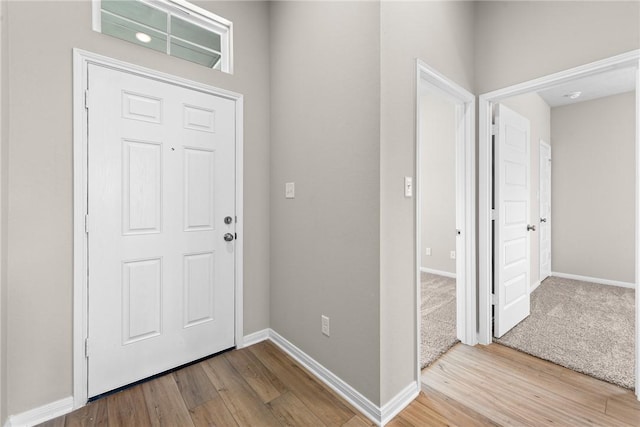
[475,1,640,94]
[269,1,382,405]
[420,94,456,274]
[2,0,640,420]
[551,92,636,283]
[380,0,476,404]
[4,0,271,415]
[501,93,551,288]
[0,0,6,422]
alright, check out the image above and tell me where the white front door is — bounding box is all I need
[539,140,552,282]
[87,64,236,397]
[494,104,531,338]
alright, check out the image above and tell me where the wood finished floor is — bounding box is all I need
[40,341,640,426]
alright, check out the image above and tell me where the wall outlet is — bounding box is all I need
[425,248,432,256]
[450,251,456,259]
[321,315,330,337]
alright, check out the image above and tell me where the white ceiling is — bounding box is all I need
[537,67,636,108]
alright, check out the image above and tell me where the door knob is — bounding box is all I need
[223,233,234,242]
[540,218,547,223]
[527,225,536,232]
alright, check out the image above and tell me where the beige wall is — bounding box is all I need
[420,94,456,274]
[269,1,382,405]
[0,0,6,422]
[380,0,475,404]
[551,92,636,283]
[5,0,270,415]
[475,1,640,94]
[501,93,551,288]
[3,0,640,420]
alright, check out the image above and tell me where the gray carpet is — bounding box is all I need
[495,276,635,389]
[421,272,458,369]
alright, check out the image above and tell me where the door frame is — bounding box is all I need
[538,139,551,285]
[71,49,244,409]
[478,49,640,393]
[415,60,476,381]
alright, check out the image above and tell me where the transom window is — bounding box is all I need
[92,0,233,73]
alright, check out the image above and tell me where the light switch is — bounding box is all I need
[404,177,413,198]
[285,182,295,199]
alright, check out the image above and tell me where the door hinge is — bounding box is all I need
[84,90,89,110]
[85,214,89,233]
[491,294,496,305]
[491,124,498,135]
[85,338,90,358]
[490,209,497,221]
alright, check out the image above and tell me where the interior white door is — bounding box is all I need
[539,140,552,282]
[494,104,531,338]
[87,64,236,397]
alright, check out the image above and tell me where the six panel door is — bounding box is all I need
[87,64,236,397]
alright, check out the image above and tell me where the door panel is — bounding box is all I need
[87,64,236,397]
[539,141,552,281]
[494,104,531,338]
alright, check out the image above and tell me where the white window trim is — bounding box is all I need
[92,0,233,74]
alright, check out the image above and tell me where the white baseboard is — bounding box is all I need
[6,396,73,427]
[530,280,541,293]
[551,272,635,289]
[420,267,456,279]
[7,330,418,427]
[240,328,270,348]
[268,329,418,426]
[380,381,420,425]
[268,329,382,424]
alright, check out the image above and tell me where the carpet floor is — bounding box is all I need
[495,276,635,389]
[420,272,458,369]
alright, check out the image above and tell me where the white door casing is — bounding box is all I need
[86,63,236,397]
[415,59,477,385]
[494,104,531,338]
[539,140,552,282]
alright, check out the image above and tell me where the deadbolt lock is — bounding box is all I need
[224,216,233,225]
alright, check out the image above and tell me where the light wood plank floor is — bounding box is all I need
[39,341,640,426]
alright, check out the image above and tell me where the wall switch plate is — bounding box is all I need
[404,176,413,197]
[425,248,432,256]
[450,251,456,259]
[321,315,330,337]
[285,182,295,199]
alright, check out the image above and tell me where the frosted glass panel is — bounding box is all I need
[102,0,167,31]
[170,38,221,68]
[102,12,166,53]
[171,16,221,52]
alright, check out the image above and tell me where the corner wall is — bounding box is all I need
[5,0,270,415]
[269,1,382,405]
[380,0,475,405]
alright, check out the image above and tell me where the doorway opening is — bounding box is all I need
[415,60,476,381]
[479,50,640,393]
